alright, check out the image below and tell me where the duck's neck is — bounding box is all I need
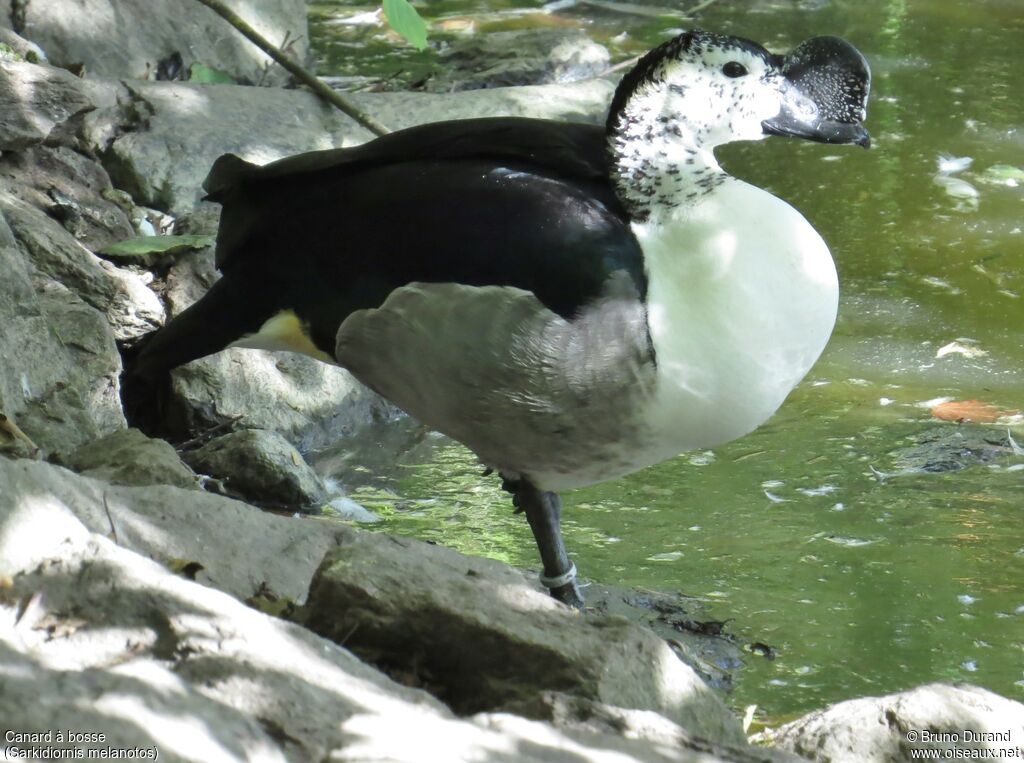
[607,102,728,222]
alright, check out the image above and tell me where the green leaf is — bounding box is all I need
[188,62,236,85]
[382,0,428,50]
[98,235,215,266]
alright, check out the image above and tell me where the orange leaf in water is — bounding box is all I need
[930,399,1018,423]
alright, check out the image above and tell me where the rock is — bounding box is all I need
[496,693,805,762]
[0,60,93,150]
[0,213,124,457]
[0,176,165,343]
[582,582,745,693]
[0,122,165,342]
[64,427,198,489]
[97,78,614,214]
[4,0,308,87]
[0,456,342,603]
[429,29,611,92]
[0,142,164,341]
[163,350,391,453]
[172,201,222,237]
[141,244,392,451]
[182,428,325,509]
[99,260,167,341]
[760,683,1024,762]
[888,425,1016,474]
[475,714,802,763]
[299,532,748,747]
[0,144,135,251]
[1,190,119,308]
[0,456,760,762]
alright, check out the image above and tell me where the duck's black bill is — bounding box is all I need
[761,36,872,148]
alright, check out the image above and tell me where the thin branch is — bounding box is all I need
[175,413,244,452]
[685,0,721,15]
[102,492,119,544]
[595,54,642,79]
[192,0,391,136]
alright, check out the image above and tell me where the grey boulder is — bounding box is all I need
[0,59,92,149]
[300,531,749,748]
[94,77,614,214]
[0,456,771,762]
[182,428,326,509]
[1,0,309,87]
[759,683,1024,762]
[64,427,198,490]
[0,212,124,457]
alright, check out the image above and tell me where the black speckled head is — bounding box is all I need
[606,30,871,148]
[764,36,871,146]
[605,29,871,219]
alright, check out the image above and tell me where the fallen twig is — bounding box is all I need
[102,492,119,544]
[175,414,244,452]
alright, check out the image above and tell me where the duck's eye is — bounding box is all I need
[722,61,748,78]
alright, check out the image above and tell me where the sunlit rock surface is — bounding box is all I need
[96,77,614,214]
[757,684,1024,763]
[301,532,748,746]
[0,0,308,86]
[0,58,91,148]
[0,457,792,763]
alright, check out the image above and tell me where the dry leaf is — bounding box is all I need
[930,399,1018,424]
[0,412,39,454]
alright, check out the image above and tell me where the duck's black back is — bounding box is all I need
[204,118,646,353]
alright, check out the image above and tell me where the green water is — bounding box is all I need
[310,0,1024,722]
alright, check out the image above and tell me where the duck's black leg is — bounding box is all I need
[503,477,584,610]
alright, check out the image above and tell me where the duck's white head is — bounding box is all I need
[607,31,871,218]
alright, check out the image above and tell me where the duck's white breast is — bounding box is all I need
[636,179,839,457]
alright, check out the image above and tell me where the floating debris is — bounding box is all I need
[742,704,758,733]
[687,450,716,466]
[0,412,38,456]
[920,275,962,294]
[327,8,384,26]
[868,464,891,483]
[931,399,1018,424]
[749,642,777,660]
[936,154,973,174]
[796,484,838,497]
[822,535,878,547]
[936,339,988,359]
[646,550,684,562]
[327,496,383,523]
